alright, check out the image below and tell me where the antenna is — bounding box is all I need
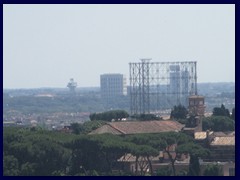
[67,78,77,93]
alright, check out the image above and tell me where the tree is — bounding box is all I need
[3,155,20,176]
[129,144,158,176]
[185,115,198,127]
[70,134,132,175]
[130,114,162,121]
[212,104,230,117]
[188,155,200,176]
[20,162,36,176]
[89,110,129,121]
[177,143,210,176]
[3,127,74,176]
[81,120,106,134]
[155,167,172,176]
[170,105,188,120]
[158,132,194,176]
[70,123,83,134]
[125,134,168,176]
[203,164,223,176]
[126,132,193,176]
[202,116,235,131]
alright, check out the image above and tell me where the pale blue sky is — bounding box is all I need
[3,4,235,88]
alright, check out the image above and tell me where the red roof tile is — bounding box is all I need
[89,120,184,135]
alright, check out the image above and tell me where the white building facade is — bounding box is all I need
[100,74,127,101]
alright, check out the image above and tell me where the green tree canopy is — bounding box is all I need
[130,114,162,121]
[170,105,188,120]
[212,104,230,117]
[177,143,210,176]
[89,110,129,121]
[203,164,223,176]
[3,155,20,176]
[3,127,75,176]
[70,121,107,135]
[202,116,235,131]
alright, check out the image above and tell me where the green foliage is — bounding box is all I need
[126,132,193,176]
[82,120,106,134]
[3,94,105,114]
[175,116,199,128]
[203,164,223,176]
[70,121,107,135]
[177,143,210,158]
[89,110,129,121]
[126,132,192,150]
[185,116,197,127]
[3,127,76,176]
[170,105,188,120]
[20,162,37,176]
[156,167,172,176]
[70,123,83,134]
[70,134,133,174]
[177,170,188,176]
[212,104,230,117]
[3,127,209,176]
[130,114,162,121]
[3,155,20,176]
[177,143,209,177]
[188,155,200,176]
[202,116,235,131]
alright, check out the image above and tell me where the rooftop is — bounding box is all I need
[194,131,235,140]
[89,120,185,135]
[194,131,212,140]
[210,136,235,146]
[189,95,204,99]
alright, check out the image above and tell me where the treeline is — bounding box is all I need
[89,111,163,122]
[3,94,129,115]
[89,110,129,121]
[3,95,105,114]
[4,126,210,176]
[130,114,162,121]
[170,104,235,132]
[70,120,107,134]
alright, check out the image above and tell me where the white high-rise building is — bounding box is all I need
[169,65,180,94]
[100,74,127,101]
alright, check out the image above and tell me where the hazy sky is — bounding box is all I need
[3,4,235,89]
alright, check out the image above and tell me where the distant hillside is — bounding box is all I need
[197,82,235,96]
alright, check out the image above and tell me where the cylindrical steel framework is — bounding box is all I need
[129,60,197,115]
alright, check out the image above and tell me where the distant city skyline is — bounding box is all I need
[3,4,235,89]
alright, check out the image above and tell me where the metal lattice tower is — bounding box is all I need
[129,60,197,115]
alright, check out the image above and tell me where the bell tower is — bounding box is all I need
[188,95,205,132]
[188,95,205,116]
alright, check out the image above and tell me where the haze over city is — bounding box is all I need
[3,4,235,89]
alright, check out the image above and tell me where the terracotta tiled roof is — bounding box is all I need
[89,124,122,135]
[210,136,235,146]
[195,131,235,141]
[89,120,184,135]
[210,132,227,137]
